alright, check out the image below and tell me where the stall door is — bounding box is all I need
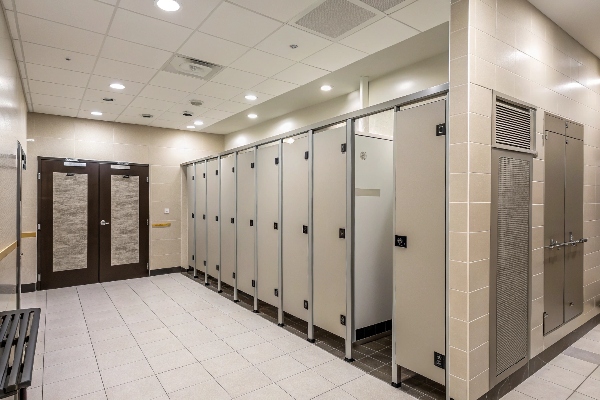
[237,150,255,297]
[220,155,236,287]
[206,159,220,281]
[313,127,347,338]
[99,163,149,282]
[39,159,100,289]
[195,162,207,277]
[282,135,309,321]
[257,144,279,308]
[186,164,195,271]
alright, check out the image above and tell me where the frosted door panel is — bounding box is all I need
[237,151,255,296]
[53,172,88,271]
[257,144,279,308]
[186,164,195,270]
[313,128,346,338]
[282,136,309,321]
[206,159,220,279]
[195,162,207,273]
[220,155,236,287]
[110,175,139,266]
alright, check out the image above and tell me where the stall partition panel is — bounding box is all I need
[195,162,207,278]
[313,127,347,338]
[282,135,309,321]
[237,150,255,297]
[186,164,195,271]
[256,144,279,308]
[220,155,236,288]
[206,159,220,281]
[394,99,446,385]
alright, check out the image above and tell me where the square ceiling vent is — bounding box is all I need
[293,0,383,40]
[358,0,407,12]
[163,55,223,80]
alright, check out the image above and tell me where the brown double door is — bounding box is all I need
[39,159,149,290]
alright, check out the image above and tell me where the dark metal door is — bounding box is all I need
[98,163,149,282]
[39,159,100,289]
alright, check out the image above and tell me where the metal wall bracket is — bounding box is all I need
[434,352,446,369]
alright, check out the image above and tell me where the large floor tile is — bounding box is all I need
[187,339,234,362]
[105,376,167,400]
[576,377,600,399]
[168,379,231,400]
[313,359,366,386]
[550,354,598,377]
[256,355,307,382]
[43,356,99,385]
[238,342,285,365]
[100,359,155,388]
[341,374,414,400]
[515,376,573,400]
[236,384,294,400]
[147,348,197,374]
[277,370,336,400]
[216,366,272,397]
[201,352,252,377]
[43,371,104,400]
[156,363,212,393]
[534,364,588,390]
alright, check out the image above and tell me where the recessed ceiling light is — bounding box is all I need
[321,85,332,91]
[183,111,193,117]
[187,125,195,129]
[110,83,125,90]
[103,98,114,102]
[290,44,298,49]
[26,138,34,142]
[245,94,257,101]
[248,113,257,119]
[155,0,180,12]
[91,111,102,116]
[194,120,204,126]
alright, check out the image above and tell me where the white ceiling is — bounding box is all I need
[528,0,600,61]
[2,0,449,133]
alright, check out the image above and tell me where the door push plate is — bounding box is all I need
[340,315,346,326]
[304,300,309,310]
[434,352,445,369]
[274,222,278,230]
[274,288,279,297]
[252,280,256,288]
[339,228,345,239]
[250,219,254,227]
[231,218,235,224]
[395,235,407,248]
[436,123,446,136]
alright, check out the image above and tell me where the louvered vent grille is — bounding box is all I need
[496,156,530,376]
[358,0,405,12]
[295,0,376,39]
[495,101,532,150]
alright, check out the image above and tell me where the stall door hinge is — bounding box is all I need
[304,151,309,160]
[37,223,41,230]
[192,255,195,261]
[250,219,254,226]
[340,315,346,325]
[232,272,236,279]
[204,260,206,266]
[252,280,256,287]
[232,167,235,173]
[37,274,41,282]
[231,218,235,224]
[147,219,149,226]
[203,214,206,220]
[191,213,194,219]
[216,265,220,271]
[147,263,149,270]
[216,216,219,221]
[436,123,446,136]
[216,170,219,175]
[274,222,278,230]
[304,300,309,310]
[302,225,308,234]
[341,143,347,153]
[275,157,279,165]
[434,352,445,369]
[203,173,206,178]
[251,162,254,169]
[339,228,345,239]
[274,288,279,297]
[37,172,41,180]
[192,176,195,180]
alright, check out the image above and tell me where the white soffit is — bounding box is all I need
[5,0,448,132]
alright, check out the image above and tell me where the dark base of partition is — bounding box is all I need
[21,283,36,293]
[150,266,183,276]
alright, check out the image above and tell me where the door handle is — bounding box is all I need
[101,220,110,226]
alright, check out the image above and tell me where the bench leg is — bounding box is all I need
[18,388,27,400]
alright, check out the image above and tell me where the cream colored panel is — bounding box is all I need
[282,135,309,321]
[0,140,16,252]
[53,172,88,272]
[195,162,207,271]
[206,159,220,279]
[257,144,279,308]
[236,150,255,296]
[313,127,346,338]
[186,164,195,270]
[220,155,236,287]
[111,175,139,266]
[395,99,446,385]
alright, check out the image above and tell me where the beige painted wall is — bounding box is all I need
[449,0,600,398]
[223,52,449,150]
[22,113,224,285]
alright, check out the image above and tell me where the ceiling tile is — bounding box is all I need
[256,25,331,61]
[16,0,114,34]
[203,109,234,120]
[149,71,205,93]
[211,68,267,89]
[17,61,26,78]
[230,49,294,77]
[77,109,119,121]
[151,119,190,130]
[28,80,85,100]
[100,37,172,69]
[156,110,200,123]
[20,79,30,94]
[93,58,157,84]
[230,91,274,105]
[5,11,18,39]
[80,99,126,114]
[82,88,135,106]
[302,43,367,71]
[339,17,418,53]
[2,0,13,11]
[229,0,316,22]
[213,101,252,113]
[138,85,190,102]
[27,63,90,87]
[390,0,449,32]
[18,14,104,55]
[33,104,78,117]
[115,114,156,125]
[273,63,328,85]
[118,0,221,30]
[194,81,243,101]
[22,42,96,73]
[108,9,193,52]
[250,78,298,96]
[31,93,81,109]
[176,93,225,109]
[198,2,281,47]
[178,31,249,67]
[87,75,146,96]
[121,106,162,118]
[128,96,176,112]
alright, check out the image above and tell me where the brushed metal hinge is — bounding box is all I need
[147,263,149,270]
[37,223,40,230]
[37,274,40,281]
[146,177,149,183]
[37,172,41,180]
[147,219,149,226]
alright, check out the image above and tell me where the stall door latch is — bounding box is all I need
[216,265,220,271]
[395,235,407,248]
[304,300,309,310]
[252,280,256,288]
[339,228,346,239]
[274,288,279,297]
[250,219,254,226]
[436,123,446,136]
[340,315,346,326]
[434,352,446,369]
[274,222,278,230]
[341,143,347,153]
[302,225,308,234]
[232,272,236,279]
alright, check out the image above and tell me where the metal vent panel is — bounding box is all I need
[295,0,377,39]
[358,0,406,12]
[496,156,530,376]
[495,101,532,150]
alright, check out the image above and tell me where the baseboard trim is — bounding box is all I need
[479,311,600,400]
[21,283,36,293]
[150,266,184,276]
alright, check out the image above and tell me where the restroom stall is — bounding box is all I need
[236,150,256,305]
[206,158,220,286]
[220,155,236,291]
[186,164,195,273]
[195,161,207,281]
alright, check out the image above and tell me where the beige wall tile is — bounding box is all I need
[451,28,469,61]
[469,231,490,261]
[29,113,77,140]
[151,201,181,222]
[151,183,181,203]
[451,318,468,352]
[450,232,469,262]
[151,221,181,241]
[113,144,149,164]
[450,114,469,144]
[469,258,490,292]
[450,203,469,232]
[532,272,543,300]
[151,238,180,256]
[450,347,468,381]
[531,204,544,227]
[451,56,469,88]
[469,113,492,145]
[449,375,468,400]
[469,84,493,117]
[451,261,469,292]
[29,137,76,159]
[532,181,544,204]
[451,173,469,202]
[150,166,181,184]
[150,253,181,270]
[469,287,489,321]
[470,173,491,202]
[469,202,490,232]
[450,143,469,173]
[469,315,489,350]
[531,296,544,328]
[532,248,544,276]
[469,368,490,399]
[468,342,489,380]
[530,324,544,357]
[451,0,470,33]
[73,119,114,143]
[450,289,469,321]
[73,140,114,161]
